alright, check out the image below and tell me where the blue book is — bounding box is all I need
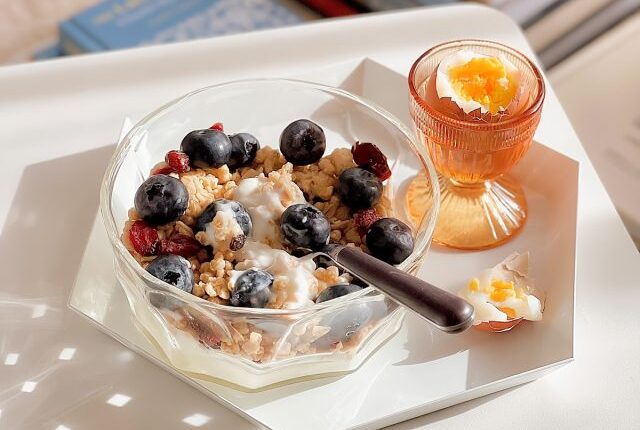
[33,43,63,60]
[60,0,309,54]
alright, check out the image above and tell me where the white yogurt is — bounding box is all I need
[203,210,244,252]
[232,170,305,247]
[230,241,318,308]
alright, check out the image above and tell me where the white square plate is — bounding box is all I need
[70,59,577,430]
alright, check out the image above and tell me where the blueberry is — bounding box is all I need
[316,284,363,303]
[279,119,326,165]
[146,255,193,294]
[281,203,330,250]
[337,167,382,210]
[317,301,373,347]
[230,269,274,308]
[181,129,232,168]
[194,199,252,236]
[290,247,313,258]
[370,298,390,321]
[350,277,368,288]
[148,291,183,311]
[134,175,189,225]
[313,254,339,270]
[228,133,259,170]
[366,218,414,264]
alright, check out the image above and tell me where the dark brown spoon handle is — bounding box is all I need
[330,246,475,333]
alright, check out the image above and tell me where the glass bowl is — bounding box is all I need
[100,79,440,389]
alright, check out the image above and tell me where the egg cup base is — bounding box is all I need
[429,173,527,250]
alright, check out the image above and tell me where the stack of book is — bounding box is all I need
[527,0,639,68]
[36,0,639,65]
[479,0,639,69]
[50,0,316,56]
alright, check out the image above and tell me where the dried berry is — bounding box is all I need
[351,141,391,181]
[354,208,380,235]
[209,122,224,132]
[182,310,221,348]
[165,150,190,173]
[129,220,160,256]
[159,234,202,257]
[150,162,174,175]
[229,234,246,251]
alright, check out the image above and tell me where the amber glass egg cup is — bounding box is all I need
[408,40,545,250]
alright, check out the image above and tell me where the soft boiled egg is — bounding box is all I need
[436,49,520,115]
[459,252,542,331]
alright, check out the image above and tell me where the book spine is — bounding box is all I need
[298,0,361,17]
[59,20,107,54]
[539,0,640,68]
[350,0,458,12]
[33,43,63,60]
[525,0,616,52]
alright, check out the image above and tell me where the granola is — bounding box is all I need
[122,120,413,362]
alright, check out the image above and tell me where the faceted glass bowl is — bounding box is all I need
[100,79,439,389]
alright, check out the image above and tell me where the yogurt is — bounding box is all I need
[231,241,318,308]
[232,166,305,247]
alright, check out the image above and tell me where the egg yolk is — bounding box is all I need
[468,277,529,320]
[447,57,517,114]
[499,307,517,319]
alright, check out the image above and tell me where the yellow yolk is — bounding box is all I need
[447,57,517,114]
[468,278,480,292]
[489,279,516,302]
[468,278,524,320]
[490,288,515,302]
[458,252,543,325]
[499,307,517,319]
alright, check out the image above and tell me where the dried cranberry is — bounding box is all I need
[351,141,392,181]
[354,208,380,235]
[159,234,202,258]
[183,310,221,348]
[229,234,246,251]
[197,327,221,348]
[129,220,160,256]
[150,162,173,175]
[165,150,190,173]
[209,122,224,132]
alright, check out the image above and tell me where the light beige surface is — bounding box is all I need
[550,13,640,246]
[0,0,99,64]
[0,4,638,430]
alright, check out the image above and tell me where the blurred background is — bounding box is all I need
[1,0,639,246]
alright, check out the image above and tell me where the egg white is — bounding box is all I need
[459,261,543,325]
[436,49,519,114]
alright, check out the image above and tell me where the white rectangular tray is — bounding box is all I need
[71,58,577,430]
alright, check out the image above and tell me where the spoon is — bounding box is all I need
[304,244,475,333]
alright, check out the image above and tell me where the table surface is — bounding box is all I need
[1,4,639,430]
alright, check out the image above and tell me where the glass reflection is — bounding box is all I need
[32,304,47,318]
[106,393,131,407]
[58,348,76,361]
[4,353,19,365]
[182,414,211,427]
[21,381,37,393]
